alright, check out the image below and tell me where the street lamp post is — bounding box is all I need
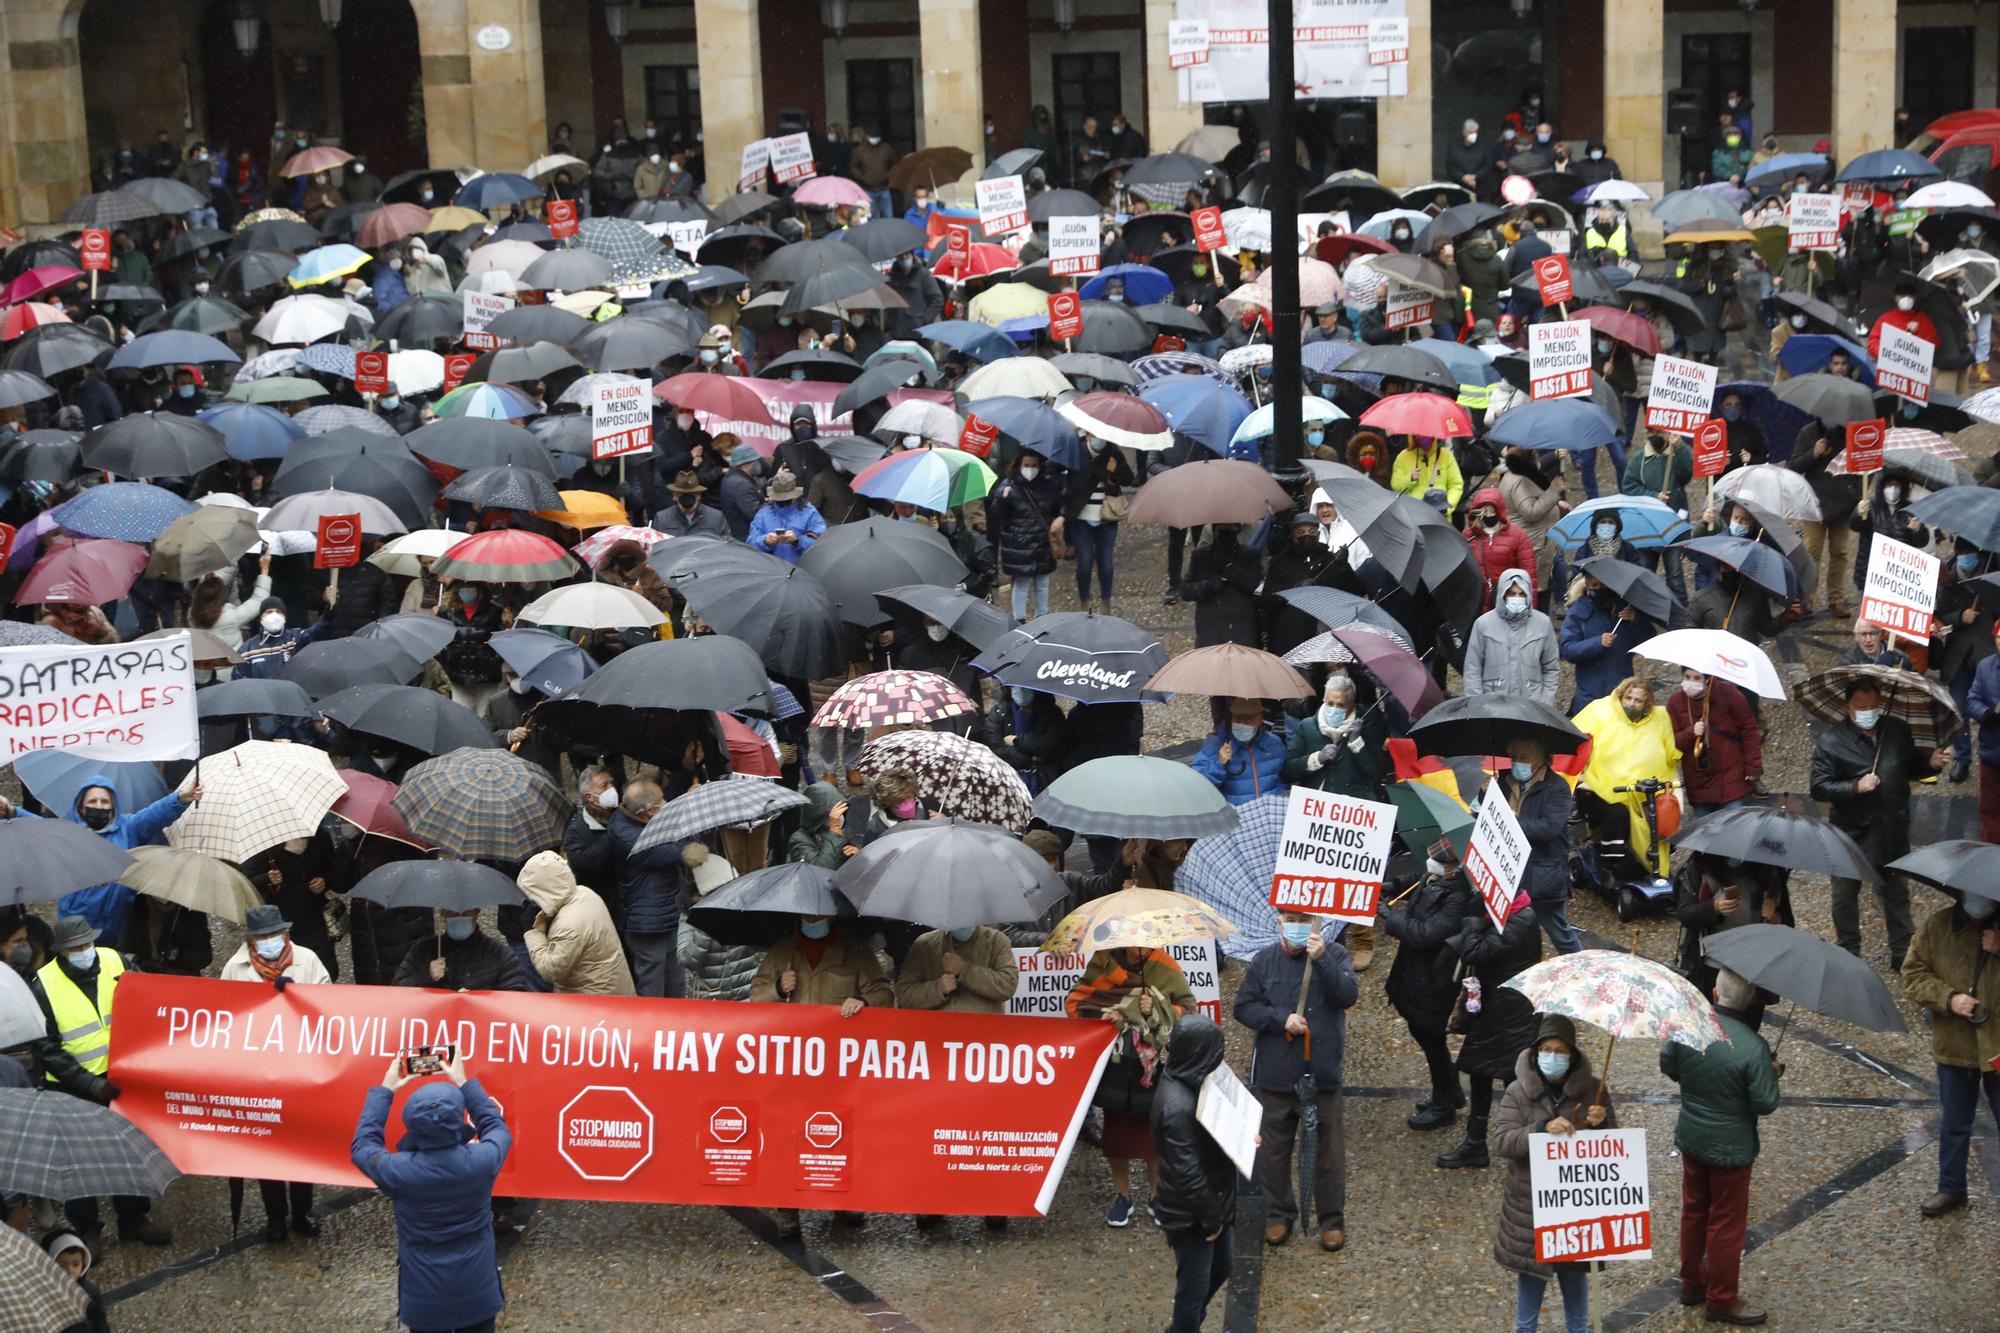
[1267,0,1302,478]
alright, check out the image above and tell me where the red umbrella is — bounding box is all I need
[356,203,434,250]
[1359,391,1474,440]
[427,528,578,583]
[1580,305,1663,356]
[2,268,83,306]
[2,302,69,341]
[15,538,148,605]
[654,372,778,426]
[1056,391,1172,450]
[932,243,1018,283]
[331,770,433,849]
[717,711,781,776]
[1314,233,1394,265]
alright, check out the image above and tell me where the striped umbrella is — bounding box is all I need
[1176,790,1294,960]
[166,741,348,863]
[429,529,578,583]
[850,446,996,511]
[1795,663,1962,751]
[434,380,541,420]
[392,748,569,861]
[0,1219,90,1333]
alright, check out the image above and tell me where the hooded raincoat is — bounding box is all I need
[16,775,190,938]
[1462,569,1560,704]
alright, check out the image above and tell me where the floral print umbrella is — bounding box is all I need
[810,669,975,730]
[856,729,1031,832]
[1504,949,1730,1054]
[1042,887,1239,955]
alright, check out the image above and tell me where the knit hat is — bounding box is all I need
[1536,1013,1578,1051]
[259,595,287,616]
[680,841,737,896]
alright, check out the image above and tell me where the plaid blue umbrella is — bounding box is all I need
[1176,791,1296,960]
[1777,334,1876,387]
[1716,380,1813,450]
[198,401,306,461]
[1138,374,1254,455]
[295,342,357,378]
[577,217,666,267]
[52,481,196,542]
[763,677,804,721]
[1301,338,1363,377]
[1133,350,1232,385]
[1909,484,2000,551]
[455,173,543,210]
[13,752,169,818]
[106,329,240,371]
[1551,495,1691,551]
[0,1088,180,1199]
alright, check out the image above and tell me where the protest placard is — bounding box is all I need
[1692,418,1728,478]
[443,352,477,392]
[0,524,15,571]
[1529,1128,1652,1263]
[1196,1061,1260,1179]
[462,289,514,351]
[592,378,654,460]
[1047,290,1084,341]
[1191,206,1227,253]
[768,132,815,185]
[1534,255,1573,308]
[1008,941,1221,1021]
[353,350,389,396]
[1268,786,1397,923]
[1168,18,1210,67]
[1540,228,1574,255]
[1366,16,1409,65]
[944,223,972,269]
[313,514,361,570]
[738,138,771,192]
[976,175,1029,237]
[1644,355,1719,435]
[958,412,999,459]
[545,199,579,240]
[1384,284,1433,331]
[0,633,199,762]
[1861,531,1941,643]
[1786,192,1841,251]
[665,220,708,257]
[79,229,112,272]
[1529,319,1592,400]
[1843,418,1885,473]
[1047,216,1101,277]
[1466,782,1530,928]
[1876,324,1934,405]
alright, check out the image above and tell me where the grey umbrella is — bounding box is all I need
[1050,352,1139,388]
[637,774,812,850]
[317,684,501,756]
[686,862,854,946]
[441,462,563,511]
[0,967,44,1050]
[121,177,208,214]
[1774,372,1877,426]
[487,304,591,344]
[1889,839,2000,897]
[983,147,1044,181]
[80,412,229,480]
[195,676,315,720]
[1702,924,1907,1032]
[830,358,931,418]
[831,818,1066,929]
[473,340,582,385]
[353,612,459,666]
[522,247,615,292]
[875,584,1011,652]
[569,316,695,372]
[1677,801,1877,884]
[350,859,526,910]
[0,1088,180,1198]
[1032,755,1240,839]
[407,418,556,473]
[63,189,167,227]
[711,190,780,227]
[753,237,872,285]
[779,263,904,318]
[278,638,422,696]
[0,821,138,906]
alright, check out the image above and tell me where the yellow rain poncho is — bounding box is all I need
[1574,691,1681,859]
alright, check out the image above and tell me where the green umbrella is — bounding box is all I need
[225,375,329,404]
[1384,779,1473,859]
[1030,754,1239,839]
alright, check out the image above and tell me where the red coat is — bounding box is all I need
[1667,677,1763,807]
[1463,486,1537,610]
[1866,309,1937,361]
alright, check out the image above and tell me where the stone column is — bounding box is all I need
[918,0,984,167]
[0,0,91,227]
[694,0,764,200]
[414,0,478,168]
[468,0,549,169]
[1143,0,1203,156]
[1374,0,1432,187]
[1832,0,1896,162]
[1603,0,1664,193]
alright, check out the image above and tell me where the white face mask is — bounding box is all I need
[676,412,695,429]
[1883,485,1902,505]
[259,612,285,634]
[595,785,620,810]
[370,752,398,770]
[253,935,287,961]
[1594,523,1618,541]
[925,624,949,643]
[1790,314,1806,329]
[1503,595,1528,619]
[1853,708,1883,730]
[1018,464,1039,481]
[1589,149,1604,160]
[1230,723,1259,743]
[867,136,881,146]
[66,947,98,969]
[1897,296,1915,311]
[1425,857,1453,877]
[1681,678,1706,698]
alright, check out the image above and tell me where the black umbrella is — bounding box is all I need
[1271,584,1414,646]
[64,190,167,227]
[272,439,440,528]
[1051,351,1139,388]
[1414,202,1508,251]
[877,584,1012,651]
[487,304,591,344]
[2,239,79,278]
[752,237,872,285]
[215,249,299,296]
[830,818,1065,929]
[1574,555,1675,622]
[831,359,931,418]
[318,684,500,756]
[1335,345,1457,390]
[845,217,930,263]
[649,532,781,582]
[625,197,714,226]
[0,429,82,482]
[1028,189,1100,223]
[0,370,57,411]
[1880,388,1973,434]
[350,858,526,911]
[626,300,708,346]
[1119,213,1191,256]
[1773,290,1854,335]
[1133,302,1212,336]
[382,167,467,204]
[972,611,1171,704]
[1072,300,1153,358]
[698,222,783,270]
[762,348,864,382]
[231,218,319,253]
[155,296,252,336]
[686,862,856,946]
[353,612,459,666]
[371,292,464,344]
[471,341,581,385]
[1622,281,1706,337]
[521,247,614,292]
[157,228,231,264]
[1702,924,1907,1032]
[538,636,775,745]
[1676,534,1792,598]
[1677,801,1878,885]
[1406,693,1586,757]
[442,463,563,511]
[686,264,751,295]
[79,412,228,480]
[797,517,968,626]
[983,147,1045,181]
[1858,271,1972,368]
[710,190,781,227]
[195,677,314,720]
[0,819,138,906]
[675,562,846,678]
[1515,259,1622,309]
[569,316,694,373]
[279,639,422,696]
[1301,169,1401,217]
[1888,839,2000,897]
[315,199,381,241]
[3,325,113,377]
[1773,372,1876,426]
[780,263,904,319]
[406,418,554,473]
[1296,462,1425,589]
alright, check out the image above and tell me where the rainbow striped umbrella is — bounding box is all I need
[433,380,540,420]
[850,446,996,511]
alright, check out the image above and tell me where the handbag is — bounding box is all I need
[1101,494,1132,523]
[1719,295,1750,333]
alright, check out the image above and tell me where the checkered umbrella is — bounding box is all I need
[295,404,398,438]
[856,730,1032,832]
[0,1088,179,1198]
[393,748,569,861]
[636,774,811,851]
[167,741,348,863]
[0,1227,90,1333]
[810,669,976,730]
[577,217,665,267]
[1795,663,1962,751]
[1176,791,1290,959]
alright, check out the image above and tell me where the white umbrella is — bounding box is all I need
[1220,207,1272,253]
[1639,627,1787,700]
[233,348,301,381]
[559,372,643,408]
[958,357,1071,401]
[552,289,614,317]
[457,268,521,296]
[252,294,353,345]
[1905,180,1996,210]
[875,398,963,445]
[1712,463,1822,521]
[517,582,666,630]
[387,349,445,395]
[370,528,470,577]
[168,741,348,863]
[262,487,408,535]
[1921,247,2000,305]
[524,153,589,183]
[0,965,43,1049]
[1219,344,1274,376]
[1588,180,1651,205]
[468,240,546,280]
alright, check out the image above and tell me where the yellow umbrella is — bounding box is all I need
[1041,887,1237,954]
[118,846,263,924]
[426,205,488,232]
[1661,227,1757,245]
[966,281,1051,327]
[534,490,629,529]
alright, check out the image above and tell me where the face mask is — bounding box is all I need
[1425,857,1453,877]
[1280,922,1313,949]
[1959,554,1983,576]
[1511,760,1534,782]
[1320,705,1348,731]
[1595,339,1613,357]
[1721,406,1741,422]
[1897,296,1915,311]
[1230,723,1258,743]
[419,189,433,203]
[1728,520,1751,539]
[1010,686,1034,707]
[678,493,700,511]
[1853,708,1883,730]
[253,935,287,961]
[826,132,837,143]
[1464,135,1478,146]
[588,784,619,812]
[925,623,950,643]
[380,395,401,410]
[1623,703,1648,721]
[1503,595,1528,619]
[1085,438,1106,456]
[1707,248,1725,261]
[592,460,614,476]
[1594,523,1618,541]
[195,282,210,296]
[371,752,398,770]
[867,136,881,146]
[1392,228,1411,242]
[1682,678,1706,698]
[1788,316,1806,334]
[1191,263,1208,278]
[1481,515,1501,532]
[1018,464,1039,480]
[949,925,978,942]
[508,674,533,695]
[1537,133,1551,144]
[1306,429,1325,446]
[260,612,285,633]
[1972,225,1986,239]
[66,947,98,970]
[800,917,831,939]
[177,384,196,399]
[700,349,719,365]
[1589,149,1604,160]
[1883,485,1902,506]
[1536,1051,1571,1080]
[444,917,476,941]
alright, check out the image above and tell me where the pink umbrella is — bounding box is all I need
[793,176,871,209]
[1283,624,1445,717]
[356,203,434,250]
[15,538,148,606]
[1056,391,1173,451]
[281,146,354,177]
[2,267,83,306]
[574,524,671,567]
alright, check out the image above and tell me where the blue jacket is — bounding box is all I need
[1969,653,2000,765]
[745,500,826,565]
[370,265,411,314]
[19,772,188,938]
[351,1080,511,1330]
[233,619,332,680]
[1233,932,1358,1093]
[608,808,684,934]
[1190,727,1287,805]
[1499,769,1575,905]
[1559,591,1656,712]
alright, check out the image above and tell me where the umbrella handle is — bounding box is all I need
[1769,999,1795,1062]
[1593,1031,1618,1112]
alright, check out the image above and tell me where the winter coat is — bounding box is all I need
[986,472,1064,577]
[1149,1015,1237,1238]
[1848,490,1930,590]
[1902,903,2000,1071]
[1620,438,1694,515]
[1066,701,1144,768]
[1379,870,1480,1035]
[1464,489,1538,610]
[216,940,331,984]
[119,896,214,976]
[892,630,985,733]
[718,469,763,538]
[15,776,189,939]
[894,926,1020,1013]
[1575,695,1681,859]
[1933,569,1997,683]
[234,618,332,680]
[1463,571,1560,705]
[656,499,731,539]
[1234,934,1359,1093]
[1809,715,1923,864]
[1280,708,1387,800]
[677,920,761,1001]
[983,695,1069,789]
[351,1080,511,1331]
[1455,235,1506,322]
[1492,1045,1618,1277]
[1787,422,1863,524]
[749,927,893,1007]
[607,809,684,935]
[850,139,896,190]
[518,852,636,995]
[1499,769,1575,906]
[1667,678,1763,806]
[746,499,825,565]
[1190,726,1287,805]
[1451,899,1543,1080]
[1674,861,1786,986]
[1660,1009,1779,1168]
[562,808,623,919]
[884,264,944,338]
[1968,654,2000,766]
[1559,591,1656,711]
[479,686,563,779]
[392,929,529,991]
[240,841,338,974]
[1184,534,1264,647]
[785,782,848,869]
[1260,538,1335,656]
[1390,443,1465,513]
[436,600,505,685]
[1062,445,1136,522]
[1689,570,1781,644]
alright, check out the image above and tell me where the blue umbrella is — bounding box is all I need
[52,481,197,542]
[1835,149,1943,184]
[916,320,1018,363]
[488,627,598,694]
[1909,485,2000,551]
[1136,374,1254,455]
[197,402,305,462]
[106,330,240,371]
[1551,495,1691,551]
[1301,338,1364,376]
[294,342,357,378]
[1716,379,1813,451]
[1408,337,1501,386]
[1229,397,1347,461]
[1776,334,1876,387]
[286,244,371,289]
[1489,398,1621,451]
[454,173,544,210]
[965,395,1082,469]
[685,264,749,294]
[996,315,1049,342]
[1745,152,1831,189]
[12,752,168,819]
[1676,533,1794,597]
[1176,792,1303,961]
[1133,350,1232,385]
[1078,263,1173,305]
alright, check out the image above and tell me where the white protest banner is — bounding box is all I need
[461,289,514,351]
[768,132,816,185]
[1786,192,1842,251]
[976,175,1030,238]
[1384,284,1433,331]
[1529,1127,1653,1263]
[1269,786,1397,923]
[1466,782,1530,928]
[1168,17,1210,68]
[738,138,771,192]
[1047,216,1101,277]
[1876,323,1935,405]
[1644,354,1719,435]
[591,378,654,460]
[1861,531,1941,643]
[1366,16,1409,65]
[1195,1061,1260,1180]
[665,219,708,257]
[1009,941,1221,1021]
[1529,319,1593,400]
[0,632,199,762]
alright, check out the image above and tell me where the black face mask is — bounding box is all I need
[792,423,812,441]
[677,493,700,510]
[80,807,113,831]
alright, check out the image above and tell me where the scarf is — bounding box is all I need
[1586,533,1622,559]
[249,937,294,982]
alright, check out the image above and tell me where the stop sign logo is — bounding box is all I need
[709,1106,749,1144]
[558,1086,654,1182]
[79,229,112,273]
[804,1111,843,1149]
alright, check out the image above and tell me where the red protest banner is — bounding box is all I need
[959,412,1000,459]
[545,199,579,240]
[1533,255,1573,308]
[313,514,362,569]
[79,229,113,273]
[1048,290,1083,342]
[353,350,389,396]
[1191,206,1228,253]
[0,522,16,571]
[443,352,478,392]
[110,973,1115,1215]
[1692,417,1728,478]
[1845,418,1885,474]
[945,223,972,268]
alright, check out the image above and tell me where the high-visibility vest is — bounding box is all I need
[1458,382,1493,412]
[1584,222,1629,258]
[38,950,123,1081]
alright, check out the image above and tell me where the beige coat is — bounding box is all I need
[518,851,636,996]
[1903,906,2000,1071]
[749,929,892,1007]
[218,941,331,985]
[893,926,1020,1013]
[633,158,668,200]
[1498,465,1563,590]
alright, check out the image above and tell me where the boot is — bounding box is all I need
[1345,923,1375,972]
[290,1211,321,1239]
[1949,758,1970,783]
[1407,1102,1459,1131]
[1921,1190,1966,1218]
[1435,1117,1490,1168]
[122,1218,173,1247]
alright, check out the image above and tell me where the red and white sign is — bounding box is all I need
[313,513,362,570]
[1048,290,1084,341]
[975,176,1029,238]
[959,412,999,459]
[1191,206,1228,253]
[1268,787,1398,924]
[353,350,389,396]
[1010,941,1221,1022]
[1786,192,1842,251]
[1644,354,1719,436]
[738,138,771,193]
[0,522,19,571]
[109,973,1116,1216]
[686,377,955,446]
[79,229,112,273]
[944,223,972,269]
[1840,183,1879,216]
[1366,16,1409,66]
[1860,531,1941,643]
[1843,418,1886,474]
[0,633,198,763]
[1168,18,1210,67]
[1875,324,1934,405]
[591,377,654,460]
[1692,417,1728,478]
[443,352,477,393]
[1384,284,1433,331]
[1047,216,1101,277]
[461,289,514,351]
[1533,255,1573,308]
[1529,319,1593,400]
[769,132,816,186]
[545,199,579,240]
[1466,781,1530,928]
[1529,1128,1652,1263]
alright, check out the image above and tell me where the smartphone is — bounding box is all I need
[401,1044,454,1077]
[830,318,844,336]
